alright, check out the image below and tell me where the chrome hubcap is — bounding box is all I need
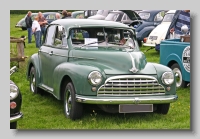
[65,89,72,116]
[173,68,182,88]
[31,74,35,93]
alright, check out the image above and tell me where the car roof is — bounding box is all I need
[166,10,176,14]
[51,19,131,28]
[43,12,59,14]
[138,10,164,13]
[108,11,124,14]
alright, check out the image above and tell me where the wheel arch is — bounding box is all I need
[60,75,72,101]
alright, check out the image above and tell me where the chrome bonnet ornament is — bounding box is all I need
[127,52,138,73]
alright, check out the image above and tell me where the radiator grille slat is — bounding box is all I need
[97,75,165,96]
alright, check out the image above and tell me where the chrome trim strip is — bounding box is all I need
[39,50,95,60]
[76,95,178,104]
[10,112,23,123]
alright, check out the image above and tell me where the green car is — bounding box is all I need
[26,19,178,120]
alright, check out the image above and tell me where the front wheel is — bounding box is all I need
[29,66,41,94]
[156,103,170,114]
[171,63,188,88]
[63,82,83,120]
[22,27,27,30]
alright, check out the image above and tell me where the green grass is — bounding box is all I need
[10,14,190,129]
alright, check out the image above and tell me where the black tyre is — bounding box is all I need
[29,66,40,94]
[137,40,142,47]
[171,63,188,88]
[156,103,170,114]
[22,27,27,30]
[63,82,83,120]
[10,122,17,129]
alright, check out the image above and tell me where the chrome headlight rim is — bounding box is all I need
[10,84,19,100]
[88,71,102,86]
[161,71,174,85]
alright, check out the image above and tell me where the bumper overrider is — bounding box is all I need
[76,95,178,104]
[15,25,22,28]
[10,112,23,123]
[143,43,156,47]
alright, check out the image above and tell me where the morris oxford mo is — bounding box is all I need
[26,19,178,120]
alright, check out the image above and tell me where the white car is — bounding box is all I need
[143,10,176,48]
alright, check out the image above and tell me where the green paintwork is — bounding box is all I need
[26,19,177,104]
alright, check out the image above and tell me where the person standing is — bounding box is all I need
[25,11,33,43]
[56,13,61,19]
[166,10,190,39]
[38,12,48,45]
[32,16,41,48]
[61,10,68,19]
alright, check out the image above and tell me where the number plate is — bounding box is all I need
[149,36,158,40]
[119,104,153,113]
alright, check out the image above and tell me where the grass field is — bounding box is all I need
[10,14,190,129]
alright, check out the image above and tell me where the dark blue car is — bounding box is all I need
[129,10,167,46]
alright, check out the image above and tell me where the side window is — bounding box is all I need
[46,14,56,20]
[54,26,68,47]
[45,25,56,46]
[75,13,84,19]
[154,11,164,22]
[71,29,89,45]
[122,14,127,21]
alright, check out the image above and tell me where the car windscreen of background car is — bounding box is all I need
[105,13,119,21]
[138,12,150,20]
[162,13,175,22]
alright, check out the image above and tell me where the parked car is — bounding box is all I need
[84,10,98,18]
[104,10,142,25]
[129,10,167,46]
[10,66,23,129]
[15,12,61,30]
[26,19,178,120]
[71,10,98,19]
[143,10,176,51]
[87,10,113,20]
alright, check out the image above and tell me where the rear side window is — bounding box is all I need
[45,25,56,46]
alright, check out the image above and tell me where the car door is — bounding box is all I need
[120,10,142,22]
[39,24,56,87]
[46,25,69,89]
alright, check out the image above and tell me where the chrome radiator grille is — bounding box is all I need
[97,75,165,96]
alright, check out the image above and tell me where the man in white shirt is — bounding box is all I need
[32,16,41,48]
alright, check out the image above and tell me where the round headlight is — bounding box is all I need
[10,84,19,100]
[88,71,102,86]
[161,71,174,85]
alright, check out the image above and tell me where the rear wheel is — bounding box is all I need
[63,82,83,120]
[22,27,27,30]
[171,63,188,88]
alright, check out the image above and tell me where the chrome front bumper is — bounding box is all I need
[76,95,178,104]
[10,112,23,123]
